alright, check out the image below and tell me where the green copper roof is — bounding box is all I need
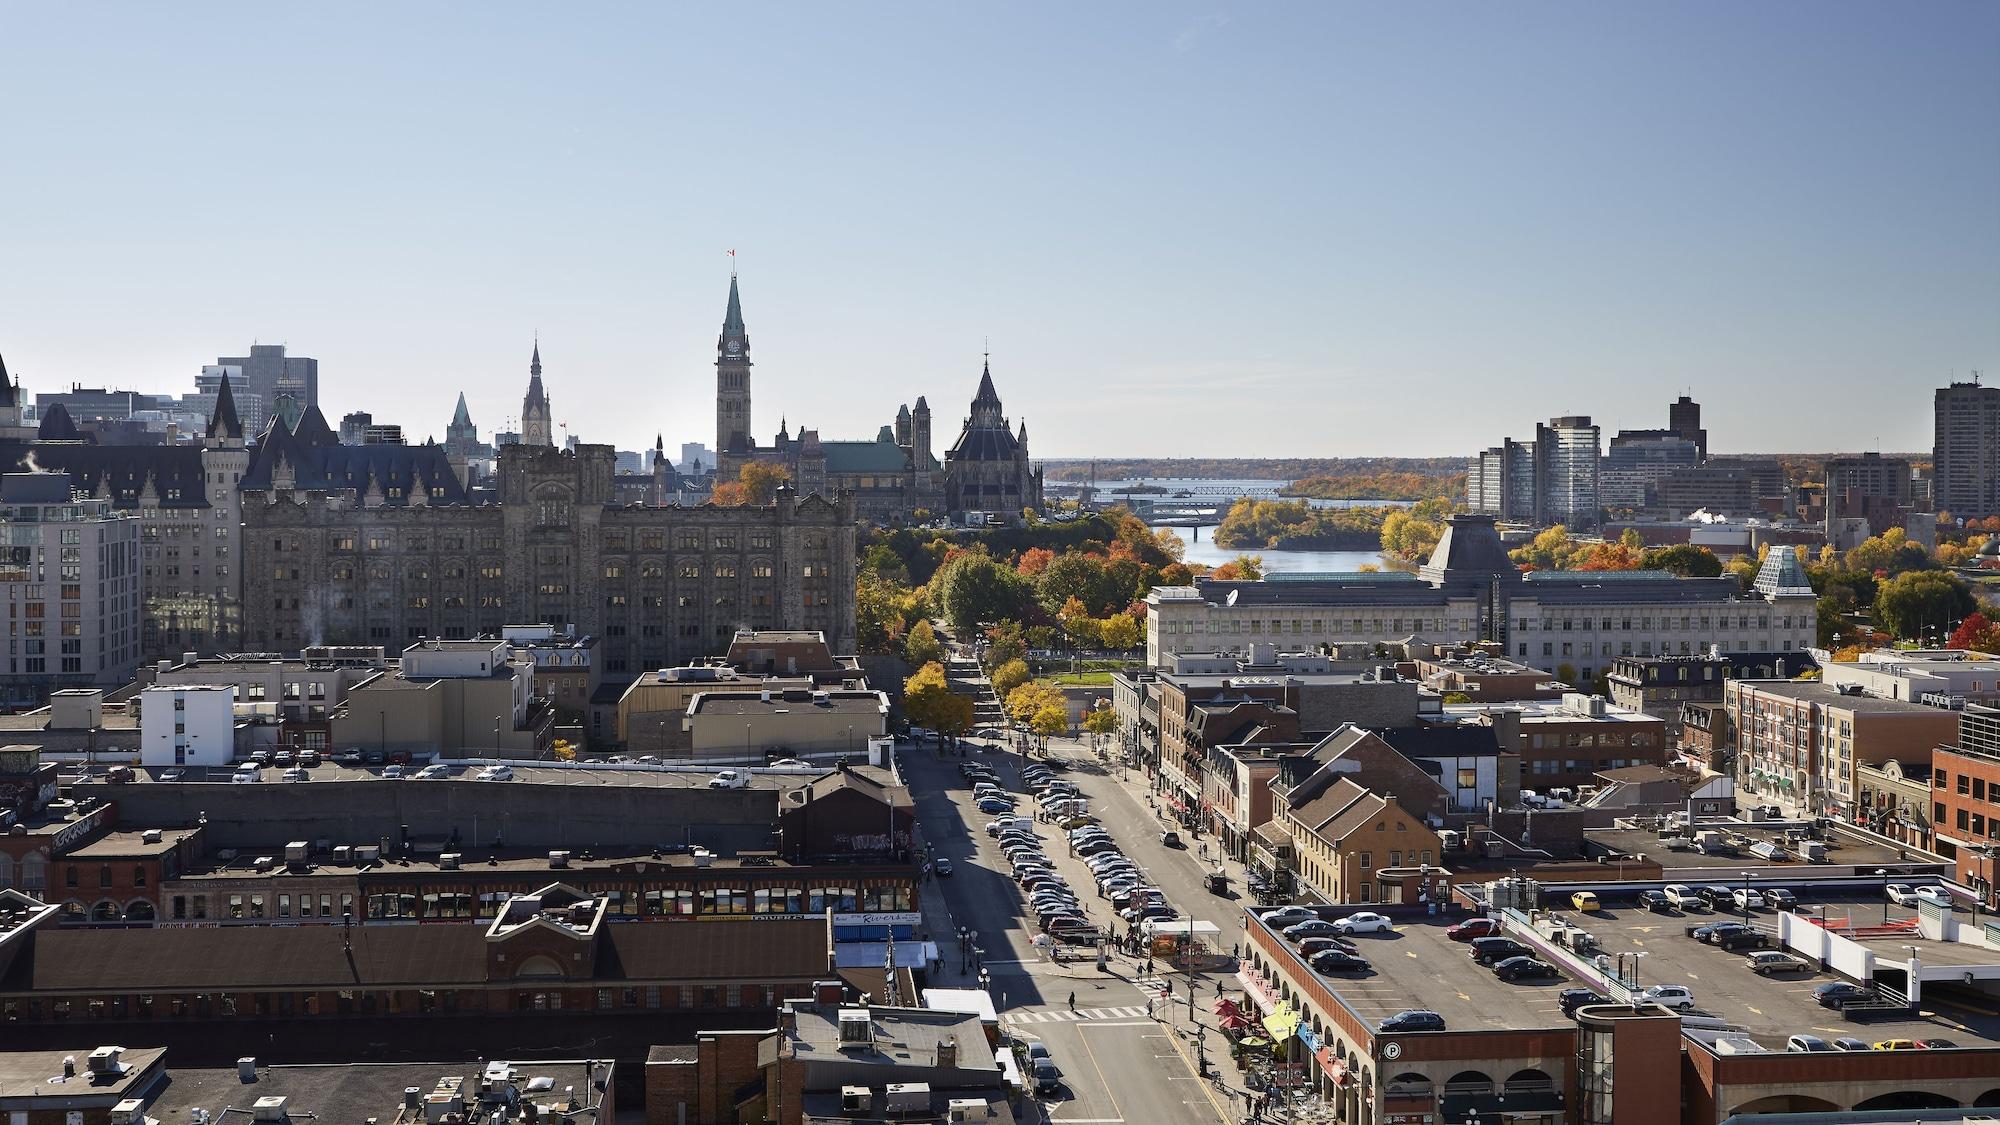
[724,275,745,334]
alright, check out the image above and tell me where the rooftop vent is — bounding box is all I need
[110,1099,147,1125]
[548,850,570,869]
[87,1046,125,1076]
[251,1096,289,1122]
[837,1008,871,1046]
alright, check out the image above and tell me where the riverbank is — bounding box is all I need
[1156,524,1388,573]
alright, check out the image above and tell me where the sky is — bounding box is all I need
[0,3,1995,461]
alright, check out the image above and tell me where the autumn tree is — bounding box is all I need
[990,658,1031,698]
[984,621,1028,668]
[902,662,972,737]
[1099,613,1142,651]
[1006,680,1066,725]
[1947,612,2000,653]
[1211,554,1265,581]
[929,552,1033,633]
[1082,707,1118,737]
[710,462,791,506]
[1640,544,1723,578]
[1031,704,1070,739]
[903,619,943,665]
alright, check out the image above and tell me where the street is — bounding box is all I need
[907,726,1259,1125]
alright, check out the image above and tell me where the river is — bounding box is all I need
[1156,524,1388,573]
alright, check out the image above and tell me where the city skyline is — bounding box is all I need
[1,3,1994,459]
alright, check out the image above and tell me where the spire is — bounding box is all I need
[1018,418,1028,443]
[206,372,243,440]
[525,343,547,410]
[0,351,13,408]
[452,391,472,428]
[974,360,1001,408]
[36,403,79,442]
[655,433,664,451]
[723,274,745,334]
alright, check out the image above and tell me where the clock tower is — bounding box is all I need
[715,274,752,471]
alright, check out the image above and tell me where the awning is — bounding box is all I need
[1214,996,1243,1018]
[1263,1004,1300,1041]
[1219,1011,1251,1031]
[1441,1092,1564,1123]
[1320,1050,1350,1085]
[1235,969,1280,1015]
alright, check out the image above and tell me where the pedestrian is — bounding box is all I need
[1068,991,1076,1012]
[1146,957,1154,976]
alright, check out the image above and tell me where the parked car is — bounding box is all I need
[1637,890,1672,913]
[1913,886,1955,910]
[476,765,514,782]
[708,770,748,790]
[1638,984,1695,1011]
[1447,918,1500,941]
[1569,891,1601,913]
[1815,981,1873,1010]
[1871,1039,1921,1051]
[230,767,261,784]
[1159,830,1183,848]
[158,768,184,782]
[1298,937,1359,959]
[1916,1039,1959,1049]
[1762,888,1798,911]
[1664,885,1704,911]
[1261,907,1315,928]
[1831,1038,1871,1051]
[1885,883,1918,905]
[414,763,450,779]
[1470,938,1533,966]
[1377,1010,1445,1033]
[1731,889,1765,911]
[1786,1034,1834,1052]
[1032,1058,1062,1094]
[933,859,954,877]
[977,798,1014,814]
[1494,956,1562,982]
[379,765,401,780]
[1688,921,1753,945]
[1309,950,1370,974]
[1746,951,1811,975]
[1696,886,1736,909]
[1283,920,1342,941]
[1558,989,1606,1018]
[1332,912,1393,935]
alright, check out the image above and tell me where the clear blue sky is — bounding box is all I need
[1,3,1994,459]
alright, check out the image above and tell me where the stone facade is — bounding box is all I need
[242,441,856,677]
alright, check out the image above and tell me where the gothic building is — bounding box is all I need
[0,374,248,656]
[711,277,1042,524]
[521,342,552,447]
[243,364,856,674]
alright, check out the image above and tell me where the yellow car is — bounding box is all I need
[1871,1039,1920,1051]
[1570,891,1601,913]
[1060,815,1099,830]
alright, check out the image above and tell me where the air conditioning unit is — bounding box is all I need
[87,1046,125,1074]
[548,851,570,869]
[837,1009,871,1046]
[353,845,379,863]
[440,853,461,870]
[140,829,163,845]
[110,1099,146,1125]
[332,845,352,863]
[947,1099,986,1122]
[839,1087,870,1115]
[251,1096,289,1122]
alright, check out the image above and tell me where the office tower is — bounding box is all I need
[215,344,317,422]
[1934,380,2000,519]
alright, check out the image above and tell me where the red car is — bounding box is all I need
[1447,918,1500,942]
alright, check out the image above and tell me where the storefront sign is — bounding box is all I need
[1386,1115,1434,1124]
[832,911,921,927]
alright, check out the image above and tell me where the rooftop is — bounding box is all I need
[64,827,198,859]
[145,1059,609,1125]
[1731,680,1962,713]
[1584,824,1927,873]
[0,1045,166,1101]
[686,690,887,718]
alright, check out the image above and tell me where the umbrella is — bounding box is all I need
[1219,1011,1251,1031]
[1213,996,1242,1017]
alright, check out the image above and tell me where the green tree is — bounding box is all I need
[1211,554,1264,580]
[1873,570,1976,641]
[990,658,1031,698]
[1640,544,1723,578]
[855,571,913,655]
[984,621,1028,668]
[903,619,943,665]
[1099,613,1142,651]
[930,553,1033,633]
[1038,553,1122,616]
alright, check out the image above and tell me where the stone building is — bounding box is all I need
[0,376,249,658]
[242,420,856,676]
[711,276,1040,524]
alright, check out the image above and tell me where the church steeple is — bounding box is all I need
[724,274,745,335]
[522,340,552,446]
[452,391,472,429]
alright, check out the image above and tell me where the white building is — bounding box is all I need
[1819,648,2000,707]
[1146,515,1817,687]
[138,683,237,767]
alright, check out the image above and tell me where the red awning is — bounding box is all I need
[1320,1048,1351,1085]
[1214,996,1242,1018]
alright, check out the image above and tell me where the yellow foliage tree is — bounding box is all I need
[1099,613,1142,651]
[990,657,1031,698]
[1082,707,1117,736]
[711,462,791,506]
[1031,704,1069,738]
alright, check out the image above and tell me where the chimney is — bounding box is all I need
[937,1037,959,1070]
[814,979,845,1004]
[238,1057,258,1083]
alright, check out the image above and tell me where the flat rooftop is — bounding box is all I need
[145,1059,609,1125]
[1586,824,1928,873]
[1538,889,2000,1049]
[120,760,894,792]
[171,841,845,881]
[66,827,199,858]
[1249,909,1577,1033]
[687,691,885,717]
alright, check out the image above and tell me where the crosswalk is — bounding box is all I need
[1004,1004,1153,1024]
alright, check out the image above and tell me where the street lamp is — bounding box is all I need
[1878,867,1890,925]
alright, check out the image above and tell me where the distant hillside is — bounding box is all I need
[1041,457,1465,483]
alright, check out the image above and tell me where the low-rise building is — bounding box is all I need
[502,624,600,731]
[329,638,555,759]
[136,684,236,768]
[684,688,888,763]
[1445,693,1668,793]
[124,646,392,755]
[1408,650,1566,702]
[1278,777,1443,905]
[1821,647,2000,707]
[1605,650,1809,737]
[1857,756,1932,849]
[1932,704,2000,908]
[616,631,867,754]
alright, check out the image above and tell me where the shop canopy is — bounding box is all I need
[1141,919,1220,938]
[1263,1003,1301,1041]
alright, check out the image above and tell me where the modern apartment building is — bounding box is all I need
[1934,379,2000,519]
[1148,516,1819,686]
[1465,418,1600,527]
[0,474,143,705]
[1726,679,1960,822]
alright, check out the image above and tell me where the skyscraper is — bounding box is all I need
[1669,395,1706,461]
[215,344,317,419]
[1933,380,2000,520]
[1535,416,1601,528]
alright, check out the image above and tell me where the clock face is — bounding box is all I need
[725,340,743,356]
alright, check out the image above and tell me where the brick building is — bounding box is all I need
[1932,704,2000,908]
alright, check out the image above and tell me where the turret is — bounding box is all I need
[205,372,244,447]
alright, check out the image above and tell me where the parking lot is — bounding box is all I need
[1546,891,2000,1049]
[1249,909,1575,1034]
